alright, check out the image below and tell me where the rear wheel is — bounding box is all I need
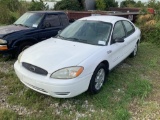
[88,63,108,94]
[130,43,138,58]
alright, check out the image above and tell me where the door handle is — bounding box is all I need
[107,50,112,54]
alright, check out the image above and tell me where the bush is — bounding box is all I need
[137,13,160,46]
[95,0,118,11]
[140,26,160,46]
[0,5,17,24]
[54,0,83,11]
[0,0,21,12]
[18,1,29,15]
[104,0,118,10]
[28,0,49,11]
[120,0,136,8]
[0,0,26,24]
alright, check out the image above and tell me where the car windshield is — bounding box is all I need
[14,12,44,28]
[58,20,112,46]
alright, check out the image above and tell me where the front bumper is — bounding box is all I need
[0,45,17,54]
[14,61,92,98]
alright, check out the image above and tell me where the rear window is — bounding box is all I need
[122,21,135,36]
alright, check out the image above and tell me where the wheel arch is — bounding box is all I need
[88,60,109,94]
[100,60,109,71]
[12,38,38,57]
[137,39,140,44]
[12,38,37,47]
[90,60,109,77]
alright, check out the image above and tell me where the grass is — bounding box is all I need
[0,42,160,120]
[0,109,18,120]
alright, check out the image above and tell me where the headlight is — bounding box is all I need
[51,66,84,79]
[0,39,7,44]
[18,52,23,63]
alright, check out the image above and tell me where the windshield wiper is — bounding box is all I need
[57,35,87,43]
[66,37,87,43]
[57,35,67,40]
[14,23,29,28]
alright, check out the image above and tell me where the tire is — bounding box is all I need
[130,43,138,58]
[88,63,108,94]
[15,42,32,58]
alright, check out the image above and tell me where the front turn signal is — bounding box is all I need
[0,45,8,50]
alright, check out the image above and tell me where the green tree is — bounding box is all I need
[0,0,21,12]
[120,0,136,8]
[54,0,83,11]
[134,1,145,7]
[104,0,118,10]
[96,0,106,10]
[147,0,160,10]
[96,0,118,10]
[0,0,22,24]
[28,0,49,11]
[147,0,160,20]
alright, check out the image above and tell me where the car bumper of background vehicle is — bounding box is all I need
[0,46,17,54]
[14,61,92,98]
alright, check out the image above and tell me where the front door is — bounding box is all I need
[108,21,127,69]
[38,14,63,41]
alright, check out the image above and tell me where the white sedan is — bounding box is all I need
[14,16,141,98]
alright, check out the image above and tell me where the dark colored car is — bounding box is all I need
[0,11,69,57]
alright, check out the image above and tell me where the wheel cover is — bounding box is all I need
[95,68,105,90]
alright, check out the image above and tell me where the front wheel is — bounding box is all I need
[15,42,32,58]
[88,63,108,94]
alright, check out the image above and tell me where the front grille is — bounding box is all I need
[22,62,48,76]
[25,82,48,94]
[28,84,47,93]
[54,92,70,95]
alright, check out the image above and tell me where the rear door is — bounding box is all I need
[122,20,137,56]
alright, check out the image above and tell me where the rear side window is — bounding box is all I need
[60,14,69,27]
[43,14,61,28]
[122,21,135,36]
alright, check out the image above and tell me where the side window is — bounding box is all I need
[60,14,69,27]
[112,21,126,40]
[43,14,61,28]
[122,21,135,36]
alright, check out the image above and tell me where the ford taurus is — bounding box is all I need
[14,16,141,98]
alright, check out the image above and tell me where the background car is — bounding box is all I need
[0,11,69,57]
[14,16,141,98]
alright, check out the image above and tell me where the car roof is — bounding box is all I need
[27,11,65,14]
[79,15,130,24]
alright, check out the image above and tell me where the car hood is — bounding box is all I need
[0,25,29,38]
[21,38,103,73]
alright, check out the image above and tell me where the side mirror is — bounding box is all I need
[42,22,50,29]
[114,38,124,43]
[58,30,62,34]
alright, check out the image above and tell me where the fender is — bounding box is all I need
[12,37,38,48]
